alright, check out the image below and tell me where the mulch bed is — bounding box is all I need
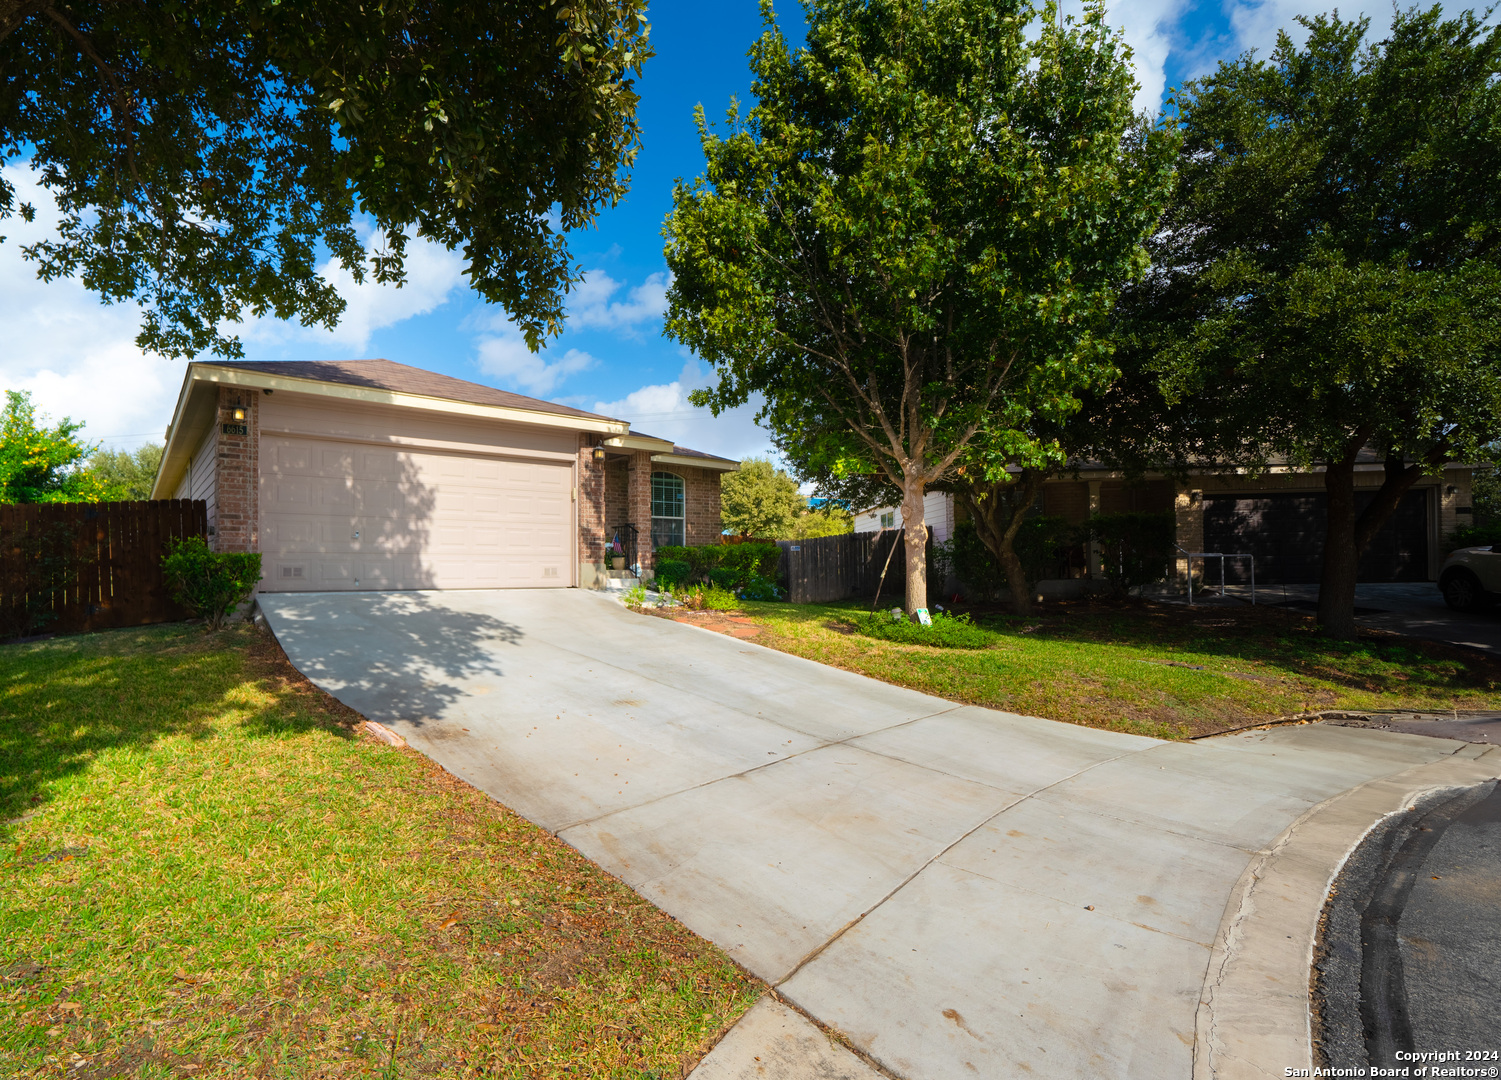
[651,609,766,640]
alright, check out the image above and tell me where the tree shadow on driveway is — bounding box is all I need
[254,591,525,732]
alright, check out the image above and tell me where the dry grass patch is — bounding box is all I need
[0,623,759,1078]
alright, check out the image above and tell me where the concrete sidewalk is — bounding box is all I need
[258,589,1498,1079]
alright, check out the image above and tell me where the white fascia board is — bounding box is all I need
[151,366,211,499]
[651,453,740,472]
[604,433,677,453]
[193,363,630,435]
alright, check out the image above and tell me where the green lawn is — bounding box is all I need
[736,599,1501,739]
[0,624,758,1078]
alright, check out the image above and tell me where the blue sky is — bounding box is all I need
[0,0,1448,459]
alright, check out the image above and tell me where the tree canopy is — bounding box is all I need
[0,390,106,503]
[88,443,163,501]
[0,0,650,357]
[664,0,1175,615]
[1130,7,1501,636]
[720,457,805,538]
[786,503,854,539]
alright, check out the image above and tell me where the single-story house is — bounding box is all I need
[150,359,737,591]
[854,457,1479,586]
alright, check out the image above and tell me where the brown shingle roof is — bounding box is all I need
[627,430,737,466]
[669,444,739,465]
[209,359,618,423]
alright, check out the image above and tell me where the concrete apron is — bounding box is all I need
[257,589,1499,1080]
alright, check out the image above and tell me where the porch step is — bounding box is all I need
[602,572,642,593]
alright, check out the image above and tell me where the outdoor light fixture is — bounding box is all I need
[1447,485,1458,496]
[232,407,246,421]
[593,446,606,463]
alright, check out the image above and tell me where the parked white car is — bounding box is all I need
[1439,543,1501,612]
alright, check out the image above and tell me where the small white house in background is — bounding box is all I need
[853,491,957,544]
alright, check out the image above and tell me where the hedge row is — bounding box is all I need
[654,542,781,590]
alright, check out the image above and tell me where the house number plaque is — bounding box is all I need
[221,422,248,436]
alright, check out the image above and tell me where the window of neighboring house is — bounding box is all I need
[651,471,686,548]
[879,511,896,529]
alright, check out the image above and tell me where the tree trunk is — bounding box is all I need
[998,471,1046,615]
[900,476,929,617]
[1317,449,1430,638]
[1317,454,1361,639]
[956,470,1046,615]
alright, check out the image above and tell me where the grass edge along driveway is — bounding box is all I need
[717,599,1501,740]
[0,622,760,1079]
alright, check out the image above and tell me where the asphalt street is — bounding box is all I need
[1315,780,1501,1071]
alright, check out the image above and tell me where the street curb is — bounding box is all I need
[1192,743,1500,1080]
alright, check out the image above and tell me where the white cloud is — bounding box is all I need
[1224,0,1327,59]
[467,266,668,397]
[1104,0,1193,113]
[474,323,598,396]
[567,269,669,335]
[0,165,176,450]
[239,227,465,351]
[0,161,469,450]
[1141,0,1491,108]
[592,357,771,461]
[1101,0,1476,120]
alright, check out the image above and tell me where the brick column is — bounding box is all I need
[1174,483,1204,590]
[685,467,723,545]
[628,450,654,577]
[577,435,606,588]
[214,386,259,553]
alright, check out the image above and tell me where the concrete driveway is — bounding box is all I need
[258,589,1496,1079]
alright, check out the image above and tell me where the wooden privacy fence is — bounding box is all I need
[0,500,208,638]
[777,529,932,604]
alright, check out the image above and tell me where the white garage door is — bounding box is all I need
[260,435,573,591]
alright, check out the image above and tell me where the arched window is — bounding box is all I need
[651,471,685,548]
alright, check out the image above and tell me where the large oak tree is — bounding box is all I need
[663,0,1174,615]
[0,0,650,357]
[1137,7,1501,637]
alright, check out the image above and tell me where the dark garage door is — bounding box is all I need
[1202,489,1430,584]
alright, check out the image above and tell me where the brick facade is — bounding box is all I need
[604,459,630,535]
[1437,466,1473,543]
[1100,479,1174,515]
[681,466,724,546]
[213,386,259,553]
[595,456,727,581]
[577,434,607,587]
[1042,480,1091,524]
[627,451,653,574]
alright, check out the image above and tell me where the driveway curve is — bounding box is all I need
[258,589,1492,1079]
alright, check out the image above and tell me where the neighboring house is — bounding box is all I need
[854,457,1478,586]
[150,359,737,592]
[853,491,957,544]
